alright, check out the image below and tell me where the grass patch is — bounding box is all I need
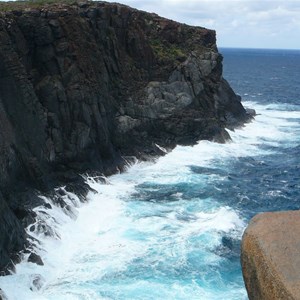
[0,0,83,12]
[150,38,186,62]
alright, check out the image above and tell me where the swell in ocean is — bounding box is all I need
[0,48,299,299]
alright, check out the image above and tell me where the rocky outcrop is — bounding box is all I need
[0,1,252,273]
[241,211,300,300]
[0,288,8,300]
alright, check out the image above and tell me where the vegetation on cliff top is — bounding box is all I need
[149,38,186,63]
[0,0,82,11]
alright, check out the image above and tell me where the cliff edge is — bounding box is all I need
[0,0,252,273]
[241,211,300,300]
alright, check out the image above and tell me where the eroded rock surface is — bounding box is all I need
[241,211,300,300]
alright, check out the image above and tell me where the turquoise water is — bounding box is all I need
[0,49,299,299]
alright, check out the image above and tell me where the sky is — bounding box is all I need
[105,0,300,49]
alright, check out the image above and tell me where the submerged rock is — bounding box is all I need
[0,288,8,300]
[0,1,253,272]
[30,274,45,291]
[241,211,300,300]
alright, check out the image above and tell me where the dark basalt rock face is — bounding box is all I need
[0,1,253,272]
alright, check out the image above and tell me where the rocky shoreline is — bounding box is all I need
[0,1,253,275]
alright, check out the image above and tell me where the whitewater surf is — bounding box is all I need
[1,98,299,300]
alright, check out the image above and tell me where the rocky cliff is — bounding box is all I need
[0,0,252,273]
[241,211,300,300]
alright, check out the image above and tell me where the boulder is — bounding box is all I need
[30,274,45,291]
[28,253,44,266]
[241,211,300,300]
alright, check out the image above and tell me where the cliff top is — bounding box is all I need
[0,0,85,11]
[0,0,217,81]
[0,0,205,32]
[0,1,209,31]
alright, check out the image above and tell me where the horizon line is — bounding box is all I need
[218,46,300,51]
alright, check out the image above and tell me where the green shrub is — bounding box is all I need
[150,38,186,61]
[0,0,81,12]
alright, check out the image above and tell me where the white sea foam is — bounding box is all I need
[0,101,299,300]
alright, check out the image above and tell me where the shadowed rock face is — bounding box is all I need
[241,211,300,300]
[0,1,252,272]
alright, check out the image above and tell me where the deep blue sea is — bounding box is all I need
[0,48,299,299]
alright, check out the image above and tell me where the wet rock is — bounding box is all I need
[43,203,52,209]
[2,260,16,275]
[28,253,44,266]
[64,182,92,202]
[63,204,78,219]
[34,218,59,239]
[222,236,234,249]
[241,211,300,300]
[245,108,256,118]
[0,192,26,274]
[30,274,45,291]
[0,288,8,300]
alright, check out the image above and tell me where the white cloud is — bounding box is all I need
[1,0,298,49]
[105,0,300,49]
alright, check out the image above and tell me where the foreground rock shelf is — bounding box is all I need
[241,210,300,300]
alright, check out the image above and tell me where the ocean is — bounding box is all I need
[0,48,299,299]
